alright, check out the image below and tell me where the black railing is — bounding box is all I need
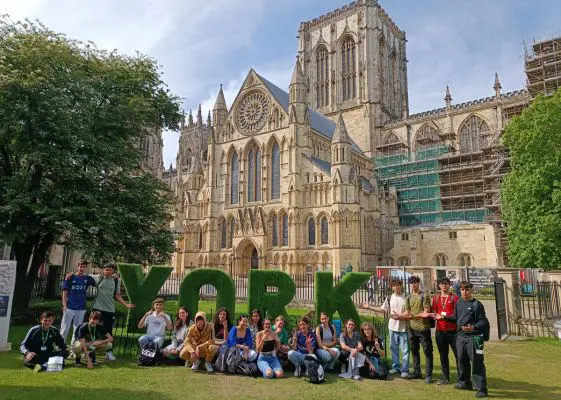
[520,281,561,320]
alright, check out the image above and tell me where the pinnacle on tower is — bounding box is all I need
[493,72,502,97]
[207,110,212,127]
[290,57,306,87]
[181,109,186,128]
[188,109,194,127]
[444,86,452,110]
[332,113,351,144]
[213,84,228,111]
[196,104,203,126]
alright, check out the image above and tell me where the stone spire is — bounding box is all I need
[213,84,227,111]
[493,72,502,98]
[212,84,228,129]
[444,86,452,111]
[290,57,306,88]
[196,104,203,126]
[332,112,351,144]
[207,110,212,127]
[181,109,186,128]
[188,109,194,127]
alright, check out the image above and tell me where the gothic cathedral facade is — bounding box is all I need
[162,0,531,274]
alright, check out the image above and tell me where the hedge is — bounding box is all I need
[247,270,296,326]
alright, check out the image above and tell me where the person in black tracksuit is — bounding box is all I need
[438,281,488,398]
[20,311,68,371]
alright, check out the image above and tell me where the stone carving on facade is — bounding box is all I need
[236,91,270,135]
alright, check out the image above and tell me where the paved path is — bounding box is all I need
[481,299,498,341]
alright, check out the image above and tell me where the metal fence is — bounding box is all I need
[520,281,561,321]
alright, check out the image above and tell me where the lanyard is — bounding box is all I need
[41,329,49,347]
[89,324,96,340]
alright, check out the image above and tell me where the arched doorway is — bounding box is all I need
[234,238,259,274]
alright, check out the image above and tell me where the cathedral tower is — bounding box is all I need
[298,0,409,156]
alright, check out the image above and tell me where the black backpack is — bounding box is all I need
[475,300,491,341]
[226,346,242,374]
[214,346,229,373]
[137,341,160,367]
[304,355,325,384]
[236,360,259,377]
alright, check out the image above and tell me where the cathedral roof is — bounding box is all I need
[310,155,331,173]
[257,73,364,155]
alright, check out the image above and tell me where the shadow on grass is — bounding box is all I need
[0,386,173,400]
[489,377,561,399]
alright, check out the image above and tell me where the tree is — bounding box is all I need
[502,89,561,269]
[0,18,182,311]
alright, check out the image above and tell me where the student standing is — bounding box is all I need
[60,260,96,345]
[91,262,135,360]
[437,281,489,398]
[431,277,459,385]
[20,311,68,372]
[405,275,433,383]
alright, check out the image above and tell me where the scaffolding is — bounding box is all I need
[525,35,561,97]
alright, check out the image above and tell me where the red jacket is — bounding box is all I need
[432,293,458,332]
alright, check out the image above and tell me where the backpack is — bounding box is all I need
[226,346,242,374]
[213,346,229,373]
[137,341,160,367]
[304,355,325,384]
[236,360,259,377]
[474,300,491,341]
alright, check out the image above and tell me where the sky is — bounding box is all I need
[3,0,561,167]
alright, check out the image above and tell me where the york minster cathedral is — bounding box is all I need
[140,0,549,275]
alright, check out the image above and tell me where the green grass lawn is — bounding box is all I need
[2,321,560,400]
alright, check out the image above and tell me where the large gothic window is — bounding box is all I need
[308,218,316,246]
[320,217,328,245]
[459,115,489,154]
[271,142,280,200]
[220,218,227,249]
[247,143,261,202]
[282,214,288,246]
[272,214,278,247]
[316,46,329,107]
[230,152,239,204]
[341,37,357,101]
[415,124,442,150]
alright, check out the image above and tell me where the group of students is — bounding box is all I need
[19,260,488,397]
[135,301,388,381]
[361,276,489,399]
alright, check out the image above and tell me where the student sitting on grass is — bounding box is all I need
[212,307,233,347]
[137,297,172,349]
[256,318,283,379]
[249,309,263,349]
[21,311,69,372]
[162,307,193,360]
[359,322,387,380]
[180,311,216,372]
[227,314,257,362]
[273,315,290,367]
[315,312,341,371]
[338,319,364,380]
[287,317,317,377]
[72,311,113,368]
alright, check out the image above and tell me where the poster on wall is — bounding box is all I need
[0,261,17,351]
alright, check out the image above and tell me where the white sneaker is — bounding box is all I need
[105,351,116,361]
[67,351,76,360]
[205,361,214,372]
[294,365,301,377]
[191,359,201,371]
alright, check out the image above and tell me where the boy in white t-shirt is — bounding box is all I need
[137,298,172,349]
[385,279,410,378]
